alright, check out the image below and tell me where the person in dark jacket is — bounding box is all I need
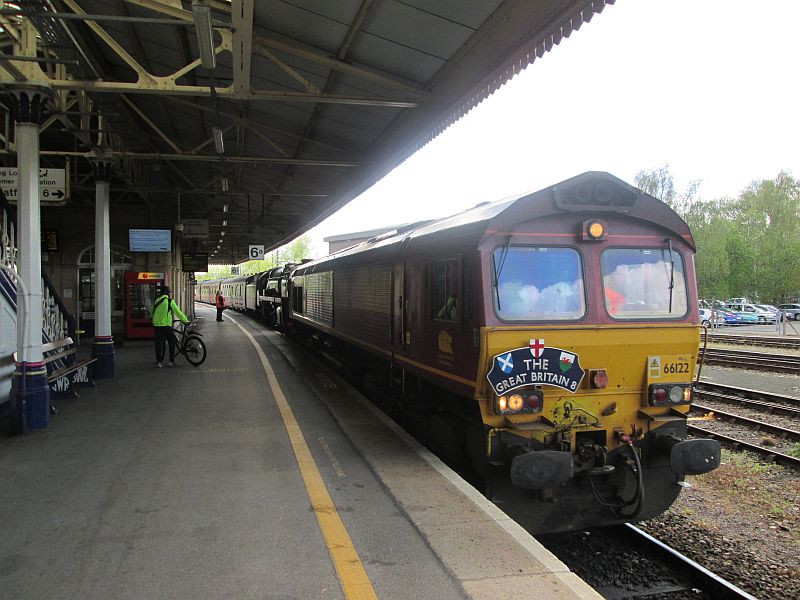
[151,286,189,367]
[215,289,225,322]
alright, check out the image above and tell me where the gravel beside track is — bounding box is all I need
[537,527,715,599]
[639,511,799,599]
[642,362,800,600]
[690,401,800,456]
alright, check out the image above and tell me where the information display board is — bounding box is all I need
[129,229,172,252]
[182,252,208,272]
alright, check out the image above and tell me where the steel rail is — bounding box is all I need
[695,382,800,417]
[702,332,800,349]
[692,403,800,440]
[698,348,800,373]
[696,394,800,418]
[696,380,800,406]
[688,425,800,468]
[614,524,759,600]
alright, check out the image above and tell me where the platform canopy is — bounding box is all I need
[0,0,613,264]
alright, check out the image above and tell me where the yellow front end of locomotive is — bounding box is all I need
[476,324,701,451]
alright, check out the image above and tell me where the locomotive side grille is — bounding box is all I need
[305,271,333,326]
[335,265,392,344]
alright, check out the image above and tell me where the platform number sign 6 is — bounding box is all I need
[249,245,265,260]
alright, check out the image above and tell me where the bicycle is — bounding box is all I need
[172,321,207,366]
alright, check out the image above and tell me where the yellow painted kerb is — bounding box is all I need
[236,322,378,600]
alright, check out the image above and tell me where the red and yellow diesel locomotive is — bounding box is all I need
[202,172,721,533]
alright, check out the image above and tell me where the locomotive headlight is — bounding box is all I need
[669,386,684,403]
[648,383,692,406]
[507,394,524,411]
[494,388,544,416]
[581,219,608,241]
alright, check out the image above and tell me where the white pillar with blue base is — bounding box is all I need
[90,152,115,379]
[8,88,51,433]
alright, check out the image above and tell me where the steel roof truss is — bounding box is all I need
[231,0,253,97]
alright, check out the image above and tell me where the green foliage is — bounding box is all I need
[638,166,800,303]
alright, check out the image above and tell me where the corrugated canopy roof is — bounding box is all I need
[0,0,613,264]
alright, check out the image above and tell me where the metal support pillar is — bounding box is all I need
[90,150,115,378]
[8,87,52,433]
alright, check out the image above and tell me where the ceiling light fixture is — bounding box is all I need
[221,177,229,192]
[191,0,215,70]
[221,231,225,236]
[212,126,224,154]
[223,203,228,212]
[222,219,227,226]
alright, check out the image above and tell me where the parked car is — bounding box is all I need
[755,304,784,322]
[721,307,759,325]
[724,302,776,324]
[699,307,726,327]
[734,311,760,325]
[777,303,800,320]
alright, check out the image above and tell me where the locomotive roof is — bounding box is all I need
[296,172,695,272]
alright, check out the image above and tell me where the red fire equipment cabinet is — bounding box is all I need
[125,271,164,339]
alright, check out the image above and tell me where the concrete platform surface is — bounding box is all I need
[0,304,599,599]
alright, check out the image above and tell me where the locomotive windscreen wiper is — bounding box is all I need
[492,238,511,311]
[665,239,675,313]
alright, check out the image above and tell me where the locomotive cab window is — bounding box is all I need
[492,247,585,321]
[601,248,688,319]
[432,258,460,322]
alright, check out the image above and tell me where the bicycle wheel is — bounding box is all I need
[183,335,207,366]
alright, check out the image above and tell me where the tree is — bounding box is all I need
[734,172,800,302]
[285,234,314,262]
[634,164,699,216]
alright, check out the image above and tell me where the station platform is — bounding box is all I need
[0,304,599,600]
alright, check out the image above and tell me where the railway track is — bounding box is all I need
[698,347,800,373]
[702,332,800,350]
[687,425,800,468]
[691,381,800,468]
[694,381,800,418]
[538,524,756,599]
[692,403,800,440]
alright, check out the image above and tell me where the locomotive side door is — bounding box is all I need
[392,262,408,352]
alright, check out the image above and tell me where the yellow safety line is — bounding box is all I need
[234,321,378,600]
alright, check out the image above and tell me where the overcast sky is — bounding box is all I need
[302,0,800,257]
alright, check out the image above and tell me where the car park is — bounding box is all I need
[777,303,800,320]
[724,302,776,324]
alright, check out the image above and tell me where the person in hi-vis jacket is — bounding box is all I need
[151,286,189,367]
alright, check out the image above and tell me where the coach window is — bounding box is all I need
[433,258,460,321]
[601,248,688,318]
[493,247,585,321]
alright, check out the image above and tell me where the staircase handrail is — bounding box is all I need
[0,192,75,343]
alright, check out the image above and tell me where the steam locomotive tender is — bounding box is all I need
[201,172,721,533]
